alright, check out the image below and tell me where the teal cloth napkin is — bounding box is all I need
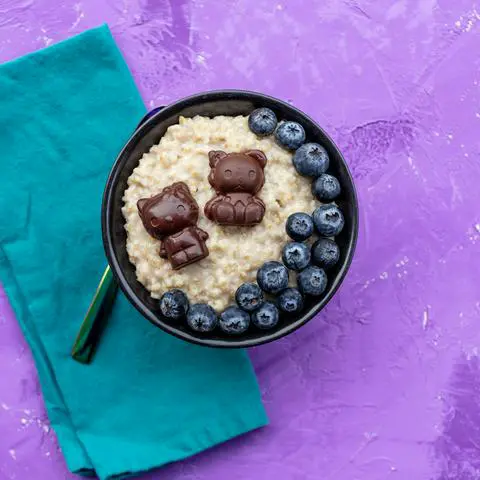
[0,25,267,480]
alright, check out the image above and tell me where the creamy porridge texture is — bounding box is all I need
[122,115,317,311]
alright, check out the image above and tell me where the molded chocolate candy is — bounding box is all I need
[204,150,267,226]
[137,182,209,270]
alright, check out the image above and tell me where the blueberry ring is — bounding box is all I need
[159,106,346,336]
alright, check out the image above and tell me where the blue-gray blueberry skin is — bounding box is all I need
[297,266,328,296]
[277,288,304,314]
[248,107,278,136]
[257,261,289,294]
[235,283,264,312]
[311,238,340,270]
[186,303,218,332]
[312,173,341,201]
[159,289,189,320]
[312,204,345,236]
[274,121,306,150]
[282,242,311,271]
[219,306,250,334]
[293,143,329,177]
[286,212,314,241]
[252,302,280,329]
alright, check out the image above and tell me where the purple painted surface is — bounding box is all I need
[1,0,480,479]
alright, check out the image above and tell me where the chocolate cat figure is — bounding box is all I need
[204,150,267,226]
[137,182,209,270]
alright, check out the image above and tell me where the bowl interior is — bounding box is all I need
[103,91,358,348]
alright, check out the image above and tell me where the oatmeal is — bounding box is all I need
[122,115,317,311]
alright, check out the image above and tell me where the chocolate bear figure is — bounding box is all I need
[137,182,209,270]
[204,150,267,226]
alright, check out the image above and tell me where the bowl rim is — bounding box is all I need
[102,89,359,348]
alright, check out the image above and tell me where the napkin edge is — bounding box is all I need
[87,402,268,480]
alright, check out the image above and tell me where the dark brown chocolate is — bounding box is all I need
[204,150,267,226]
[137,182,209,270]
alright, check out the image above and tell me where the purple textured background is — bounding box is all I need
[1,1,480,479]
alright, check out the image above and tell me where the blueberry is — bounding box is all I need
[311,238,340,270]
[292,143,329,177]
[187,303,218,332]
[219,306,250,334]
[282,242,311,271]
[286,212,314,241]
[252,302,279,329]
[312,173,341,201]
[248,108,277,136]
[274,121,306,150]
[257,261,289,294]
[312,204,345,236]
[297,266,328,296]
[277,288,304,314]
[159,289,189,320]
[235,283,264,312]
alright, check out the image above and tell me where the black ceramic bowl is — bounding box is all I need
[102,90,358,348]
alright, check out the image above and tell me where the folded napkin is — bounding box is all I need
[0,25,267,480]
